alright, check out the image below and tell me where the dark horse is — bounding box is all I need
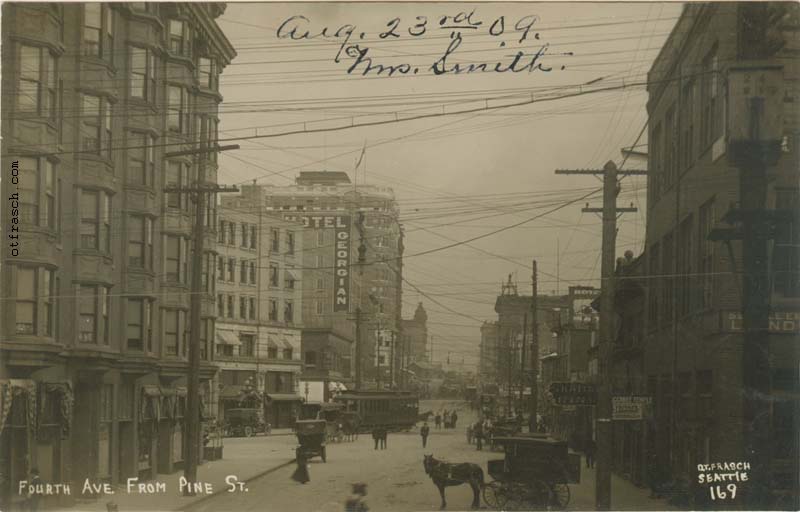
[423,454,484,510]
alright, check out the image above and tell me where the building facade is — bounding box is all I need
[0,3,236,508]
[478,321,498,385]
[214,204,304,428]
[644,3,799,507]
[236,173,402,397]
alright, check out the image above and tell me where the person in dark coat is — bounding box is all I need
[434,413,442,429]
[372,428,380,450]
[474,422,484,451]
[451,411,458,429]
[379,428,388,449]
[291,451,310,484]
[584,438,597,468]
[345,482,369,512]
[420,422,430,448]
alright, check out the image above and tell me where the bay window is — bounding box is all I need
[126,298,147,351]
[240,296,247,319]
[168,20,191,57]
[249,298,256,320]
[128,216,153,269]
[83,4,114,62]
[168,85,185,133]
[165,235,187,284]
[127,132,156,187]
[15,267,37,334]
[43,269,54,336]
[163,309,179,355]
[240,260,247,283]
[130,46,157,102]
[15,157,56,230]
[166,161,190,210]
[78,284,110,344]
[198,57,216,90]
[82,94,112,156]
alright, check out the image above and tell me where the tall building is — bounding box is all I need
[236,173,402,397]
[479,320,499,386]
[643,3,799,507]
[214,203,305,428]
[0,2,235,506]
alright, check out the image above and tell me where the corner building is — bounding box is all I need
[643,3,799,507]
[0,3,235,508]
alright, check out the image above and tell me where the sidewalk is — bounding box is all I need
[70,435,297,512]
[569,455,677,511]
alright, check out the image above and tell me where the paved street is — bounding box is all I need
[184,401,674,512]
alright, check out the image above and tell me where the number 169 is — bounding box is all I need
[710,484,737,500]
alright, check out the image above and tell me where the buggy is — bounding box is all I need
[294,419,327,462]
[482,435,580,510]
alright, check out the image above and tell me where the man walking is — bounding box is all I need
[474,421,484,451]
[451,411,458,429]
[420,422,430,448]
[379,428,388,449]
[372,428,380,450]
[584,437,597,468]
[434,413,441,429]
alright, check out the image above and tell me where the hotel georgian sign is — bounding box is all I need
[285,215,352,312]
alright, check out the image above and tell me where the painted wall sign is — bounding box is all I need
[612,395,653,420]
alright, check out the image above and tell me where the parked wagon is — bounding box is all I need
[294,419,327,462]
[482,435,580,510]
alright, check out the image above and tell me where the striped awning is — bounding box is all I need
[281,337,294,349]
[267,337,279,348]
[216,330,241,346]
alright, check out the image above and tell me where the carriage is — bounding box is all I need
[294,419,328,462]
[317,402,346,443]
[482,435,580,510]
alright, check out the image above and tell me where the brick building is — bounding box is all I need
[0,3,235,508]
[214,204,304,428]
[643,3,799,507]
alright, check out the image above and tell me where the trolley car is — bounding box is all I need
[333,391,418,432]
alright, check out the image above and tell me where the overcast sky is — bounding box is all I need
[215,2,684,370]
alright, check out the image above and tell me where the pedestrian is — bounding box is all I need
[466,424,473,444]
[379,428,388,449]
[420,422,430,448]
[474,422,483,451]
[585,438,597,468]
[372,428,380,450]
[345,482,369,512]
[452,411,458,429]
[434,413,441,429]
[26,468,42,512]
[291,451,310,484]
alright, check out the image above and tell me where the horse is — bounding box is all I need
[422,454,484,510]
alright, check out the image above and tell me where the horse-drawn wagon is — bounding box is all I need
[482,435,580,510]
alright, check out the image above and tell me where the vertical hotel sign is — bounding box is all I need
[334,215,352,312]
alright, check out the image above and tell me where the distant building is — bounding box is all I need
[401,302,429,364]
[479,321,499,384]
[214,203,305,428]
[236,172,402,397]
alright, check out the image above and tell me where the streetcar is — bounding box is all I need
[333,391,419,432]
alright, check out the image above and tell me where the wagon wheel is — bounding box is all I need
[504,482,537,511]
[244,426,254,437]
[550,483,570,510]
[482,480,509,509]
[523,479,554,511]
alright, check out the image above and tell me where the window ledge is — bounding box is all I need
[73,249,113,263]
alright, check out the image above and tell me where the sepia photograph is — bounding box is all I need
[0,1,798,511]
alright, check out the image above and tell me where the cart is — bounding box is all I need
[318,403,346,443]
[482,435,580,511]
[294,419,327,462]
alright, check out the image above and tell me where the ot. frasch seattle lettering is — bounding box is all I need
[276,11,572,77]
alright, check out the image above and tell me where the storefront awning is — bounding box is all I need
[267,337,279,348]
[265,393,303,402]
[285,269,299,281]
[281,337,294,349]
[216,330,241,346]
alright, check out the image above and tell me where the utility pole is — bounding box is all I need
[530,260,539,432]
[164,144,238,495]
[519,313,528,406]
[430,335,434,363]
[556,161,646,510]
[389,331,395,389]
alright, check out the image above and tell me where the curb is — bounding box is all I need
[174,459,295,512]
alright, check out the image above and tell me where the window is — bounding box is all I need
[269,299,278,321]
[218,220,226,243]
[269,264,279,287]
[166,161,186,209]
[239,334,255,357]
[677,216,693,317]
[241,223,249,248]
[165,235,186,283]
[249,298,256,320]
[217,256,224,281]
[16,157,57,229]
[268,346,278,359]
[681,80,695,170]
[774,189,800,297]
[127,132,156,187]
[316,254,324,268]
[128,216,153,269]
[168,20,190,57]
[228,223,236,245]
[80,190,111,253]
[664,105,676,187]
[167,86,185,133]
[217,344,233,357]
[198,57,216,90]
[217,294,224,317]
[200,318,212,360]
[648,243,660,329]
[316,278,324,290]
[83,4,114,62]
[163,309,179,355]
[649,123,662,205]
[286,232,295,254]
[130,3,158,14]
[227,258,235,282]
[316,301,323,315]
[78,284,110,344]
[283,348,293,360]
[285,272,295,290]
[661,233,674,325]
[698,199,715,308]
[701,46,722,149]
[239,260,246,283]
[305,351,317,367]
[240,296,247,319]
[43,160,55,230]
[317,230,325,246]
[271,228,280,252]
[15,267,37,334]
[249,261,256,284]
[130,46,156,102]
[17,45,57,118]
[227,295,234,318]
[127,298,151,351]
[43,269,54,336]
[250,225,257,249]
[284,301,294,323]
